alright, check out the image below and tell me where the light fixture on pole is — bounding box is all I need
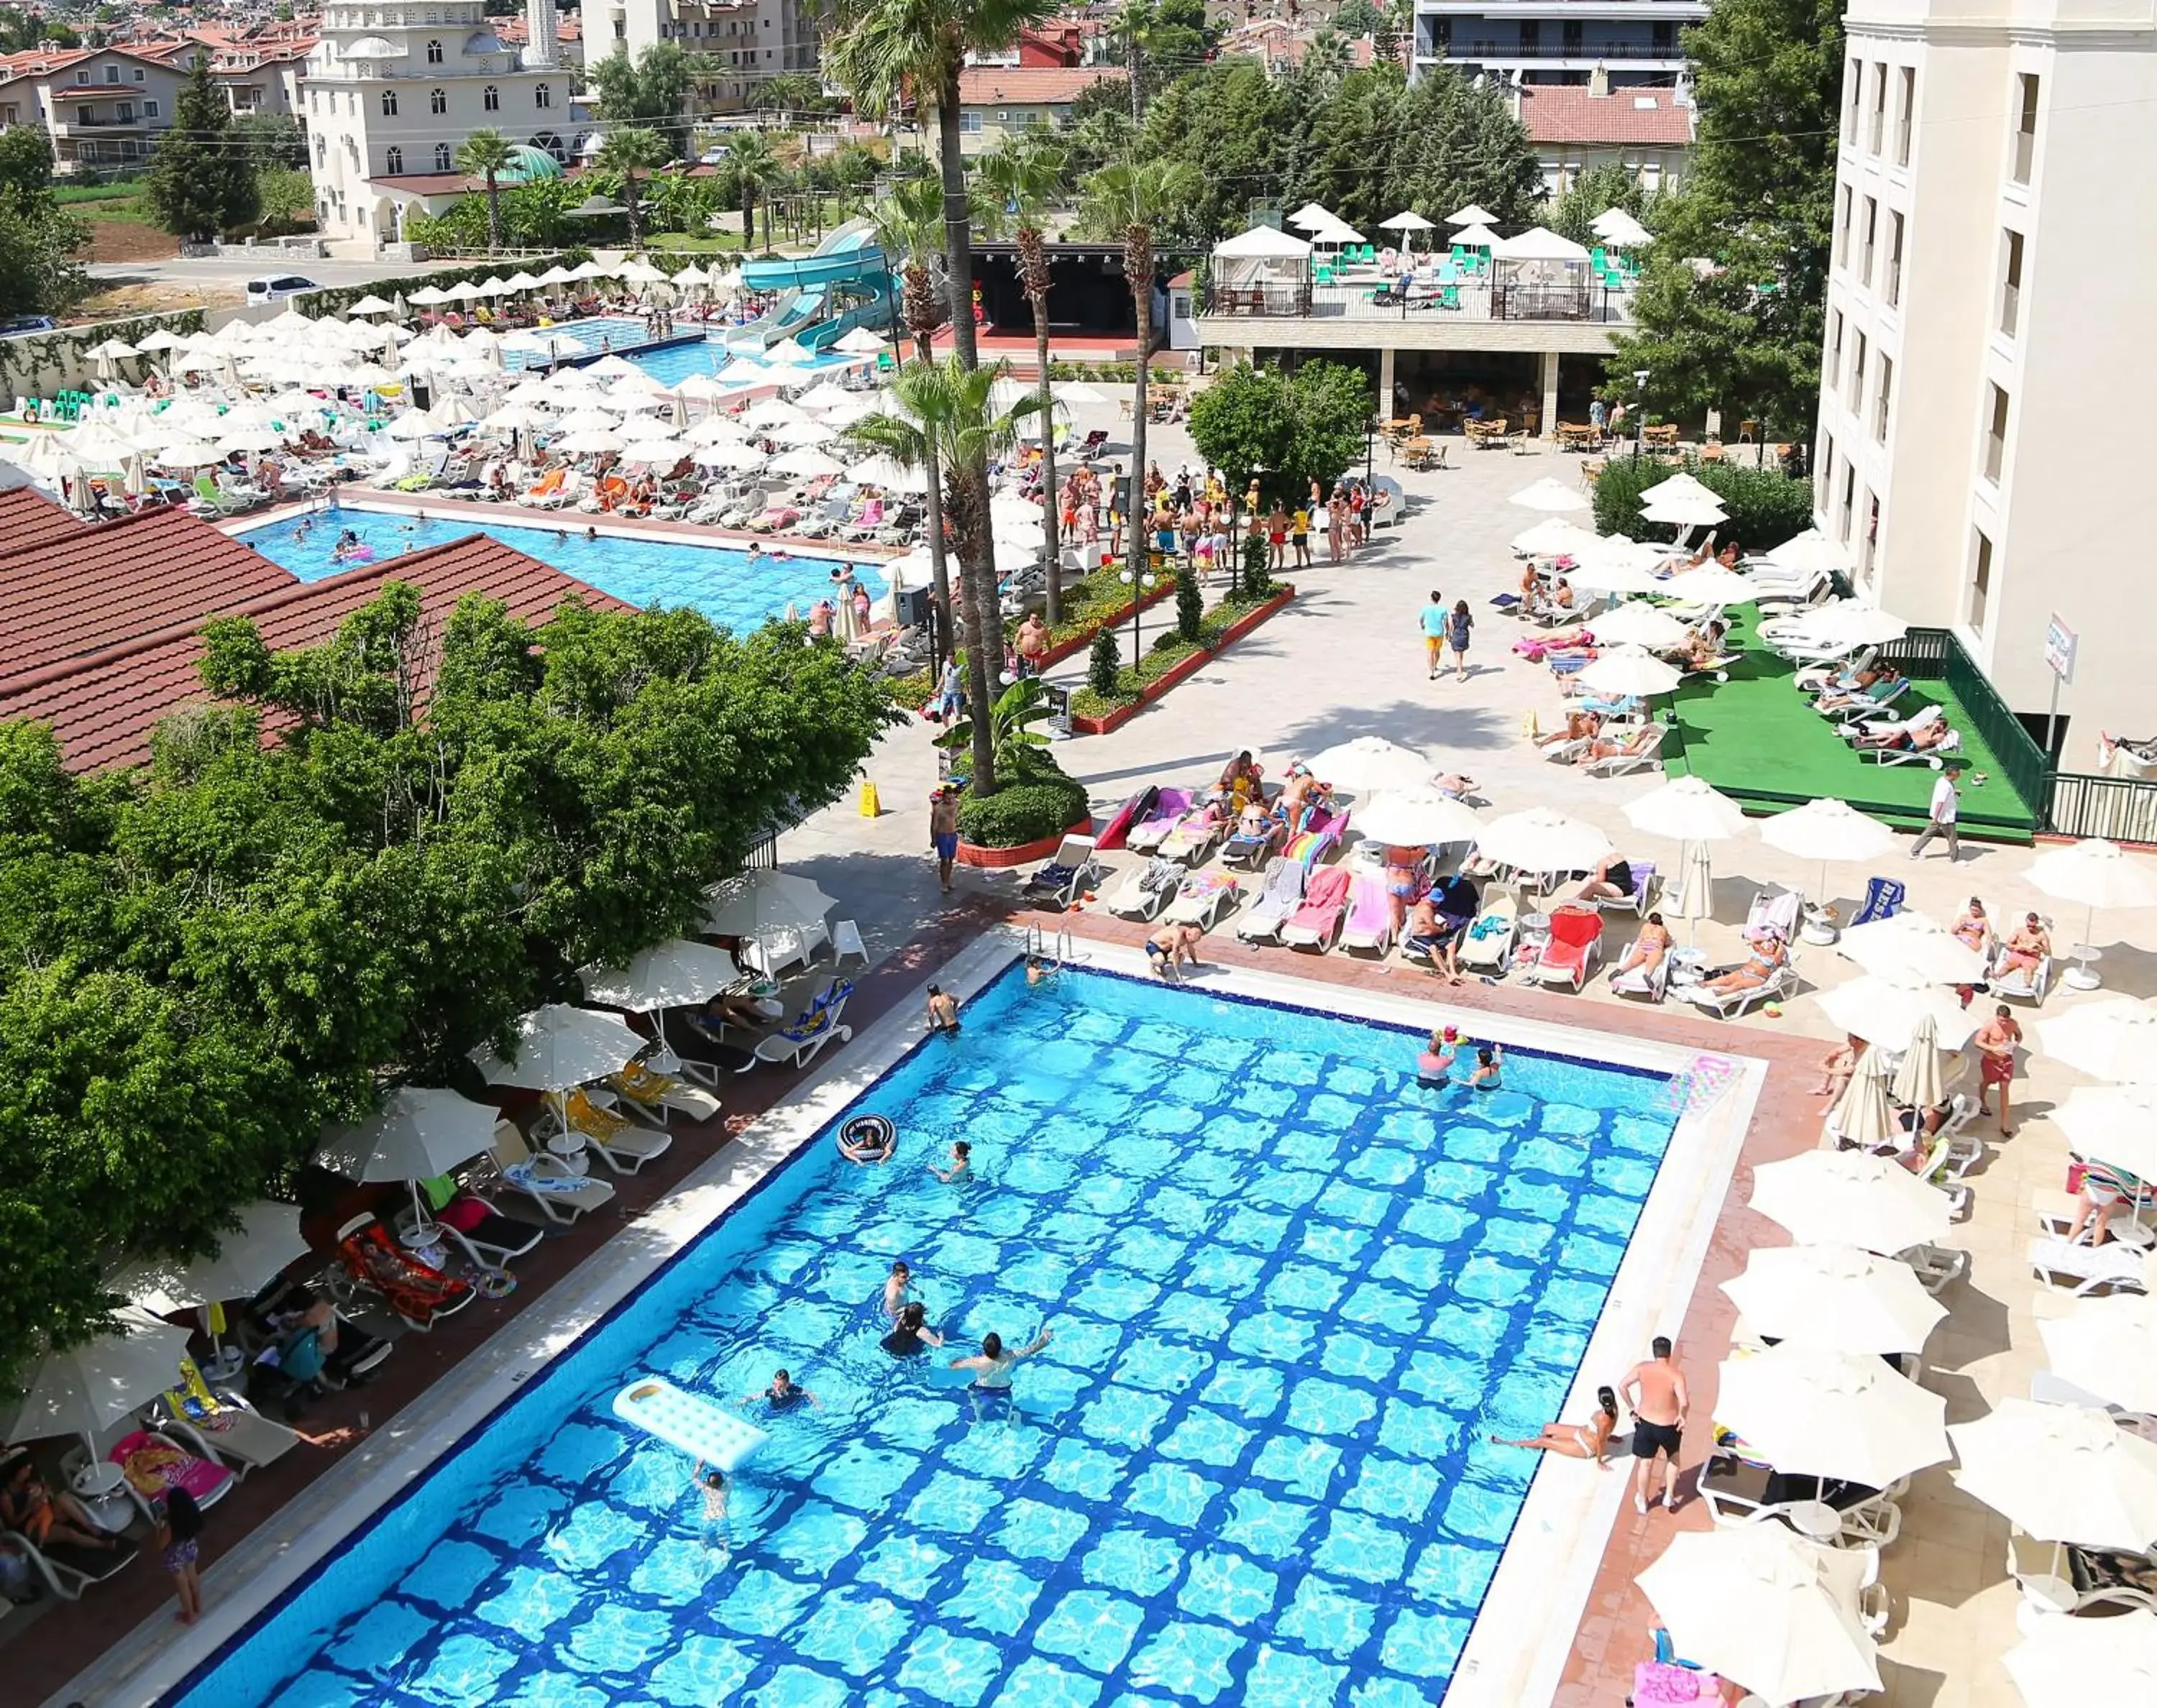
[1632,367,1649,459]
[1119,566,1158,669]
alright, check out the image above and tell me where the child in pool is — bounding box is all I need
[930,1140,971,1183]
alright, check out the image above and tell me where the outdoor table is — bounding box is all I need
[2064,942,2103,991]
[1783,1499,1842,1542]
[71,1460,125,1501]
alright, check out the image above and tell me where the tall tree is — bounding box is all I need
[826,0,1059,792]
[725,129,783,252]
[1609,0,1843,439]
[146,56,259,241]
[1545,161,1658,247]
[0,126,87,319]
[598,127,669,247]
[869,174,958,667]
[587,43,708,156]
[974,133,1068,624]
[846,357,1042,790]
[1081,155,1199,594]
[456,127,514,252]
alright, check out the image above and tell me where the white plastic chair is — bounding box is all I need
[830,918,869,968]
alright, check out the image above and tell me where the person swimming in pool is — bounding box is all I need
[554,528,569,546]
[881,1302,944,1357]
[741,1369,819,1410]
[951,1328,1052,1416]
[693,1462,731,1553]
[1025,955,1057,988]
[1467,1044,1503,1089]
[929,1140,971,1183]
[881,1260,914,1321]
[1418,1024,1460,1083]
[584,524,598,542]
[335,528,360,553]
[836,1121,893,1165]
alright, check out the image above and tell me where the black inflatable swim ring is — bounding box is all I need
[841,1114,895,1149]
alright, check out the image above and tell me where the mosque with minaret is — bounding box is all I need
[303,0,582,249]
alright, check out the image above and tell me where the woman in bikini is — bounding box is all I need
[1702,930,1787,996]
[1951,898,1993,959]
[1615,912,1674,981]
[1490,1387,1620,1466]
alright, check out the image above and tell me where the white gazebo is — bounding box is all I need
[1211,225,1313,314]
[1490,226,1595,319]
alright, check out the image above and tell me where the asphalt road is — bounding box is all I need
[87,254,447,290]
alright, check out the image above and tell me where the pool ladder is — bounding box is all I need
[1022,922,1076,969]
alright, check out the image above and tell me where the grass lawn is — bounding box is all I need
[1659,605,2040,840]
[647,232,749,254]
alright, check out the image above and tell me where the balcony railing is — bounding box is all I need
[1201,277,1634,326]
[1447,39,1683,60]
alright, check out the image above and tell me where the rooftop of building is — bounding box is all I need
[1517,81,1695,146]
[953,64,1122,105]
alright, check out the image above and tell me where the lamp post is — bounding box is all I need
[1119,566,1158,669]
[1632,367,1649,460]
[1365,412,1378,487]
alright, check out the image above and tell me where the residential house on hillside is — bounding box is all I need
[1516,75,1694,193]
[0,43,191,171]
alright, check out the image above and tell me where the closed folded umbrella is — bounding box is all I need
[1751,1142,1951,1255]
[2041,996,2157,1085]
[2038,1295,2157,1415]
[1635,1525,1880,1705]
[1891,1014,1948,1113]
[1713,1341,1950,1487]
[2004,1607,2157,1708]
[110,1202,311,1315]
[1576,643,1682,697]
[1721,1243,1947,1354]
[1823,1046,1900,1150]
[1351,789,1483,847]
[1818,968,1979,1052]
[1837,911,1987,985]
[0,1309,196,1450]
[1474,807,1614,876]
[1305,737,1434,796]
[1508,475,1589,513]
[1951,1399,2157,1549]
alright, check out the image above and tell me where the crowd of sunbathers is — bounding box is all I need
[1803,661,1961,756]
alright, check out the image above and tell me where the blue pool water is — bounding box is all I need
[507,317,858,386]
[239,510,858,636]
[173,966,1682,1708]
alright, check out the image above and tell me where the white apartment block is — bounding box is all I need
[605,0,820,114]
[1411,0,1705,89]
[1815,2,2157,763]
[305,0,572,244]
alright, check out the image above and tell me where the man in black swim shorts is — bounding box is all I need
[1621,1337,1689,1515]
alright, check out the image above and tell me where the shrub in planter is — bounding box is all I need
[1240,533,1273,603]
[1088,627,1121,697]
[1175,561,1204,643]
[957,776,1091,848]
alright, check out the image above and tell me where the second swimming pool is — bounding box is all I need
[169,965,1683,1707]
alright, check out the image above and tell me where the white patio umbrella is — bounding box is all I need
[1837,910,1988,986]
[134,327,187,352]
[581,939,743,1013]
[472,1004,647,1094]
[2038,1294,2157,1414]
[1570,559,1675,597]
[316,1087,501,1240]
[504,271,542,292]
[793,381,855,412]
[765,336,814,365]
[772,447,843,479]
[1950,1399,2157,1549]
[1352,789,1483,848]
[1639,472,1720,506]
[2040,995,2157,1085]
[1751,1143,1951,1257]
[1818,967,1980,1053]
[771,418,837,447]
[834,326,889,356]
[1511,517,1598,559]
[2004,1607,2157,1708]
[1714,1341,1950,1487]
[1721,1243,1948,1353]
[1588,602,1691,649]
[2049,1084,2157,1185]
[151,435,222,468]
[617,436,682,466]
[692,441,766,471]
[552,405,622,433]
[1286,201,1338,230]
[1304,737,1435,796]
[109,1202,311,1316]
[2028,838,2157,991]
[703,868,837,971]
[1449,221,1502,251]
[743,398,807,428]
[1508,475,1589,513]
[407,284,451,306]
[1759,797,1897,909]
[554,427,626,456]
[671,263,710,288]
[716,358,769,385]
[1659,564,1754,605]
[1761,529,1840,577]
[384,408,449,441]
[672,374,732,403]
[1576,644,1682,697]
[1823,1046,1900,1149]
[584,354,645,380]
[1379,209,1435,257]
[1473,807,1615,876]
[1793,602,1908,647]
[1624,774,1746,842]
[1891,1013,1948,1112]
[1444,203,1496,226]
[846,453,924,491]
[0,1308,197,1450]
[1591,208,1654,249]
[1643,494,1731,532]
[1053,380,1109,407]
[1635,1525,1880,1706]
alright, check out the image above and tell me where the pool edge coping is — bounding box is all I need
[52,929,1766,1708]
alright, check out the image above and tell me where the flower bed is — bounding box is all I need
[956,818,1095,869]
[1069,587,1296,735]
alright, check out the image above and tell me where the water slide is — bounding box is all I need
[733,223,896,354]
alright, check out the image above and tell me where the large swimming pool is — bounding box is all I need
[509,317,861,387]
[238,510,860,637]
[171,965,1682,1708]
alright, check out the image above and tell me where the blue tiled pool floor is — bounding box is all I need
[177,968,1680,1708]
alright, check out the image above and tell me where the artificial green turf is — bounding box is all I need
[1659,607,2039,840]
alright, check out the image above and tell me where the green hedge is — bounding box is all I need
[957,776,1091,848]
[1590,453,1815,553]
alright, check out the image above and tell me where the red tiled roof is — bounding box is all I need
[1519,85,1695,147]
[955,66,1118,106]
[1,533,630,773]
[0,492,298,684]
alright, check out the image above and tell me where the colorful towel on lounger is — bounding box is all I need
[337,1223,472,1325]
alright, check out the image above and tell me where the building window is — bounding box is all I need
[134,66,145,81]
[484,84,499,111]
[1894,67,1914,165]
[1867,65,1886,152]
[106,64,120,83]
[427,38,444,63]
[1861,492,1880,580]
[959,111,981,133]
[2011,73,2038,185]
[1969,529,1993,633]
[431,86,446,114]
[1849,332,1867,410]
[1874,355,1892,442]
[381,88,398,116]
[535,81,551,108]
[116,102,133,121]
[1999,230,2023,336]
[1984,383,2010,483]
[314,134,326,165]
[386,145,404,173]
[143,98,159,117]
[1884,211,1903,308]
[75,68,88,83]
[1838,460,1856,543]
[76,106,91,127]
[1834,187,1851,268]
[1828,310,1844,390]
[1845,58,1863,142]
[435,142,452,170]
[1859,198,1877,288]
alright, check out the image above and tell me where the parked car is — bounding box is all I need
[0,315,58,337]
[244,275,320,304]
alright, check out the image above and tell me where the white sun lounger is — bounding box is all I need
[2028,1236,2150,1296]
[487,1121,618,1223]
[1105,857,1183,922]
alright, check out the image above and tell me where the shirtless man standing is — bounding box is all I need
[1621,1337,1689,1515]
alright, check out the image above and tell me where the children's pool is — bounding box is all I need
[170,965,1682,1708]
[238,510,861,636]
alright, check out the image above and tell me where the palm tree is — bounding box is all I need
[725,130,782,253]
[455,128,513,252]
[868,174,958,667]
[598,127,668,247]
[846,355,1041,793]
[974,133,1068,625]
[1083,155,1197,586]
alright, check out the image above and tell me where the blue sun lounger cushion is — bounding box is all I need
[613,1377,769,1471]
